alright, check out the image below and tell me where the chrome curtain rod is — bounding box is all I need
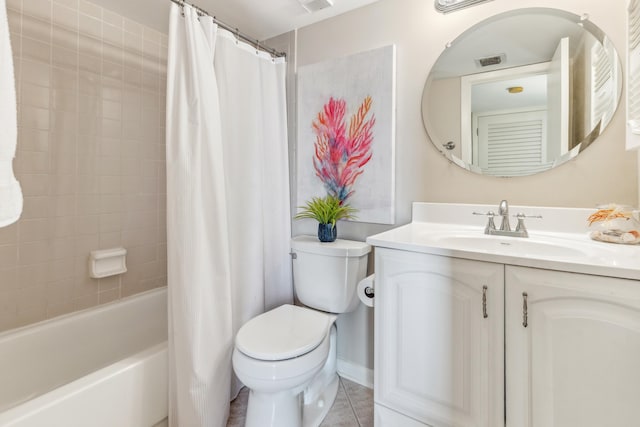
[169,0,286,58]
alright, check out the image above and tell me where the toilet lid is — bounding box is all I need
[235,305,332,361]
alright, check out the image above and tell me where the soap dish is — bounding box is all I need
[89,247,127,278]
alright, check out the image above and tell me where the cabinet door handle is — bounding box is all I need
[522,292,528,328]
[482,285,488,318]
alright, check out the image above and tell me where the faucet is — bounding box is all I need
[473,200,542,238]
[498,200,511,232]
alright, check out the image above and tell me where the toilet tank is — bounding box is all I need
[291,236,371,313]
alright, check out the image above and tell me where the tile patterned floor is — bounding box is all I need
[226,376,374,427]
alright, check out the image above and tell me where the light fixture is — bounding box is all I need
[507,86,524,94]
[434,0,493,14]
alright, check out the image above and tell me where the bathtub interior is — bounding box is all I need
[0,288,167,412]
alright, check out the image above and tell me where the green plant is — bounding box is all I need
[294,195,357,228]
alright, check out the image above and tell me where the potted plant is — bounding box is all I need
[294,195,357,242]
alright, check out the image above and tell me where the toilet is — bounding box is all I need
[232,235,371,427]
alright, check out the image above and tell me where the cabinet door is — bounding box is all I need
[505,266,640,427]
[375,249,504,427]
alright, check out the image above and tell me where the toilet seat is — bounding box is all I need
[236,304,332,361]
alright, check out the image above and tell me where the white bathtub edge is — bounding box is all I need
[0,342,168,427]
[0,287,167,342]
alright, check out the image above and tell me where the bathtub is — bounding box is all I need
[0,288,168,427]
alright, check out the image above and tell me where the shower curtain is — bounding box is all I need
[166,4,292,426]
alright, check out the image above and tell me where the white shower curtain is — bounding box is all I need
[166,4,292,426]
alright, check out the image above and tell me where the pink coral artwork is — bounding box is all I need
[312,96,374,203]
[297,45,396,224]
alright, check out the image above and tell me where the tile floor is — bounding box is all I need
[226,376,374,427]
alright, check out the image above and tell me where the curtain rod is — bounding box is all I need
[169,0,286,58]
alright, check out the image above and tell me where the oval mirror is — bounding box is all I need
[422,8,622,177]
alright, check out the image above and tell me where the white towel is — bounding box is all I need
[0,0,22,227]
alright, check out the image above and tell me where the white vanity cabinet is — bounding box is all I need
[505,266,640,427]
[374,250,640,427]
[374,248,505,427]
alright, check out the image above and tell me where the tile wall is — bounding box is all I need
[0,0,167,332]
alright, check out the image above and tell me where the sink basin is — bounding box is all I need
[425,234,588,258]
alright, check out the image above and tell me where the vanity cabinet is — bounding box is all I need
[374,248,504,427]
[505,266,640,427]
[374,249,640,427]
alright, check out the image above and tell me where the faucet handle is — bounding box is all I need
[514,213,543,220]
[514,213,542,236]
[473,211,496,234]
[472,211,496,217]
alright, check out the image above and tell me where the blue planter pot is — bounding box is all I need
[318,223,337,242]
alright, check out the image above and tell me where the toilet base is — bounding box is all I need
[302,374,339,427]
[242,369,340,427]
[302,324,339,426]
[243,375,340,427]
[245,388,302,427]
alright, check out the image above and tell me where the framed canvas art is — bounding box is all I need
[297,45,396,225]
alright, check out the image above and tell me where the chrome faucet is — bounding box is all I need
[498,200,511,232]
[473,200,542,238]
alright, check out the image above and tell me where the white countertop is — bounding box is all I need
[367,203,640,281]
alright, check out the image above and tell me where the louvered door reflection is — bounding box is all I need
[628,0,640,149]
[476,110,552,176]
[591,41,614,130]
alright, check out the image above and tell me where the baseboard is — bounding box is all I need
[152,418,168,427]
[336,358,374,389]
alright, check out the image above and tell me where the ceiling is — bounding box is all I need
[90,0,381,40]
